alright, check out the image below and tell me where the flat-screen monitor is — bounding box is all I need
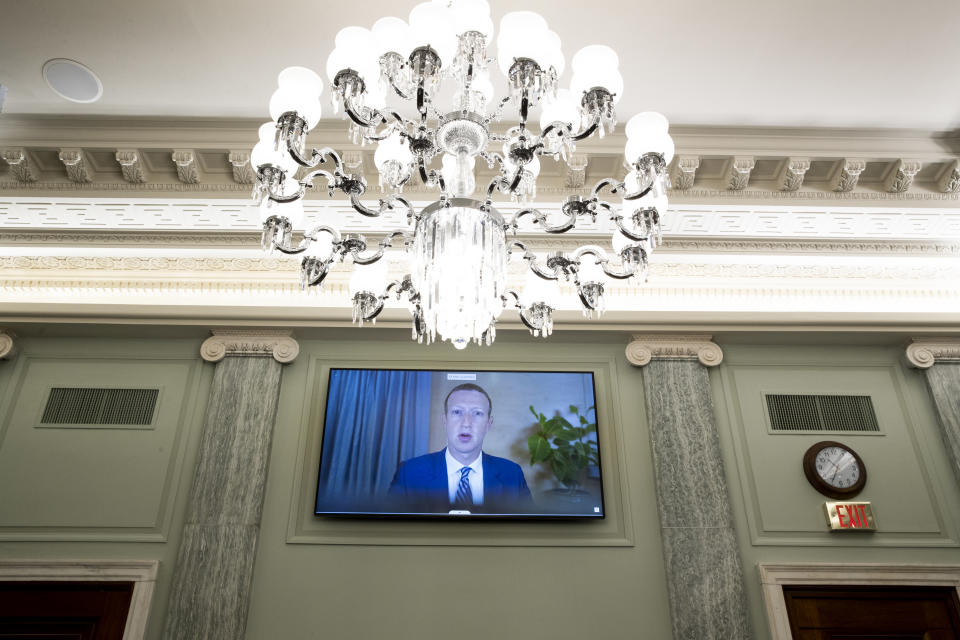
[315,368,604,519]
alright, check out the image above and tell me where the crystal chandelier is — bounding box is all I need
[252,0,674,349]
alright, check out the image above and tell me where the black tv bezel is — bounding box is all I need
[314,367,606,520]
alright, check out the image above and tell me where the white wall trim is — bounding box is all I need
[758,562,960,640]
[0,559,159,640]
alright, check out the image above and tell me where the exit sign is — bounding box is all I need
[823,502,877,531]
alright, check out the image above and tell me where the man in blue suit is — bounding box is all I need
[388,383,533,514]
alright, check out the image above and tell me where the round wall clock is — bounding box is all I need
[802,441,867,499]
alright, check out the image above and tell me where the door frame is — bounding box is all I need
[0,560,158,640]
[759,563,960,640]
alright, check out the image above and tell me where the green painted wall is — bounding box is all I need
[0,332,958,640]
[712,343,960,639]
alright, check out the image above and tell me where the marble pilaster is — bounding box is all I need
[627,334,751,640]
[163,330,297,640]
[905,338,960,488]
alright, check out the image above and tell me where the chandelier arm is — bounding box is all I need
[571,244,611,263]
[266,185,307,204]
[600,260,639,280]
[273,240,310,255]
[568,111,602,142]
[523,254,561,280]
[501,290,523,310]
[298,169,340,195]
[591,177,627,200]
[517,306,542,333]
[385,72,414,101]
[609,214,650,242]
[485,176,506,199]
[348,192,398,218]
[284,139,345,170]
[350,245,387,265]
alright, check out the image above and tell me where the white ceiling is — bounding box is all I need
[1,0,960,130]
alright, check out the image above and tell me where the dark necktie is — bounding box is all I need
[454,466,473,508]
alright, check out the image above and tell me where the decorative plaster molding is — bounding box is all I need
[938,159,960,194]
[0,329,15,360]
[905,337,960,368]
[0,559,159,640]
[625,334,723,367]
[759,564,960,640]
[883,159,923,193]
[58,148,92,183]
[171,150,199,184]
[829,159,867,192]
[671,155,700,190]
[116,150,146,183]
[726,156,755,191]
[228,151,256,184]
[777,157,810,192]
[564,154,589,189]
[2,148,38,183]
[200,329,299,363]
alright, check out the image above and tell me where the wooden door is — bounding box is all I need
[0,581,134,640]
[783,585,960,639]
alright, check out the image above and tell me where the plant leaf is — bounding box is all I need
[528,435,552,464]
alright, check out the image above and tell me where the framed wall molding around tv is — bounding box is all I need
[283,346,640,547]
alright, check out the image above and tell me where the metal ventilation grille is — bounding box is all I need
[766,394,879,432]
[41,388,159,426]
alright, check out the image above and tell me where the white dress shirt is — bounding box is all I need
[445,448,484,506]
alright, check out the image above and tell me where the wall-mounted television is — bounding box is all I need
[315,368,604,519]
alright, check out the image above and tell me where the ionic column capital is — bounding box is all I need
[905,337,960,369]
[626,334,723,368]
[0,329,16,360]
[200,329,299,363]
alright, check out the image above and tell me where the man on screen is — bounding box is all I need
[388,383,533,514]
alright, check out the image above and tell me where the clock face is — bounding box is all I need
[813,446,860,489]
[802,441,867,499]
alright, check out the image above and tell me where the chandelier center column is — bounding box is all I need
[626,334,751,640]
[163,330,298,640]
[905,337,960,487]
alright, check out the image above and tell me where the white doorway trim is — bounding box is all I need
[0,559,158,640]
[759,563,960,640]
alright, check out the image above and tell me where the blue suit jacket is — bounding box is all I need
[388,449,533,514]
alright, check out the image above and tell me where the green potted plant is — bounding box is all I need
[526,404,598,497]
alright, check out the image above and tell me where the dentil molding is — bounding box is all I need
[905,337,960,368]
[625,334,723,367]
[200,329,299,363]
[0,329,15,360]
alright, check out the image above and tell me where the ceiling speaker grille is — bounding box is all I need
[766,394,879,433]
[41,388,159,426]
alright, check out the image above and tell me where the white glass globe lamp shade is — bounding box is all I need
[624,131,675,165]
[577,254,606,284]
[520,268,561,308]
[325,48,380,87]
[335,26,375,57]
[445,0,494,38]
[257,121,277,147]
[277,66,324,96]
[570,45,619,75]
[259,191,305,229]
[268,87,322,129]
[499,11,548,37]
[373,133,413,170]
[570,67,624,104]
[348,256,389,296]
[409,2,458,64]
[612,228,641,253]
[539,89,581,131]
[250,139,299,174]
[303,232,334,260]
[624,111,669,140]
[371,17,412,57]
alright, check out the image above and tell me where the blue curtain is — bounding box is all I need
[317,369,431,509]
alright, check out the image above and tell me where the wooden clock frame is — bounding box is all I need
[802,440,867,500]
